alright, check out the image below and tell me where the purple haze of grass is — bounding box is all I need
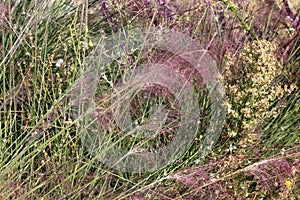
[99,0,118,32]
[70,28,227,173]
[167,148,300,199]
[283,0,298,27]
[0,3,7,32]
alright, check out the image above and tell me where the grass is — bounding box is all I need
[0,0,299,199]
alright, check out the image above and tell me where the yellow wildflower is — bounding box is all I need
[88,41,94,48]
[285,180,292,188]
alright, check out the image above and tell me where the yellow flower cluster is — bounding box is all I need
[285,180,292,188]
[222,40,296,138]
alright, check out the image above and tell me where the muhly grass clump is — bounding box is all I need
[125,37,300,199]
[148,146,300,199]
[0,0,299,199]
